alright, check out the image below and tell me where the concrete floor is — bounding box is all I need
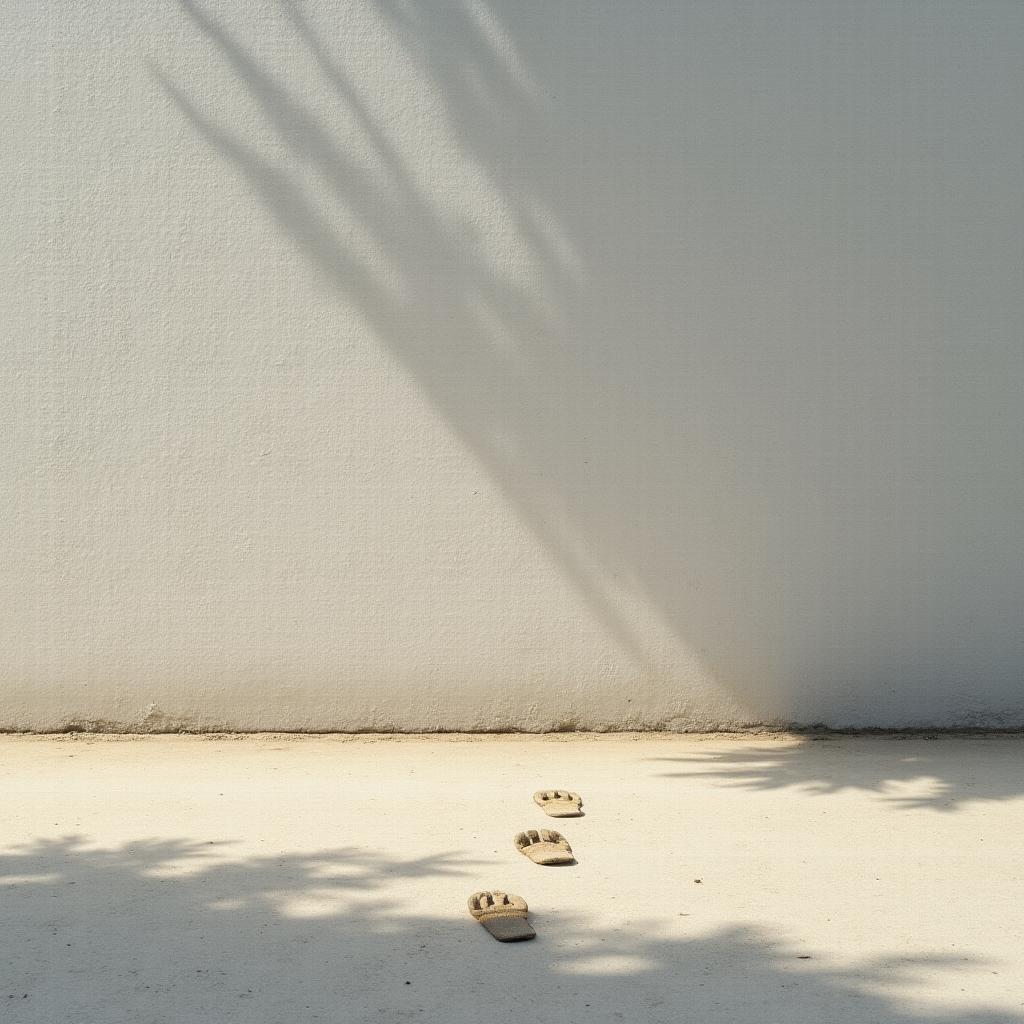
[1,733,1022,1024]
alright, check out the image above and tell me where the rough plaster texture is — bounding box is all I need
[1,734,1023,1022]
[2,1,1023,731]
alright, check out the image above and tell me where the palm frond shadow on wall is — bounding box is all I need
[155,0,1024,727]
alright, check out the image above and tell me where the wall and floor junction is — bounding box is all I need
[3,2,1022,730]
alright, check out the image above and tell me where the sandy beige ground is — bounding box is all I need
[1,733,1022,1023]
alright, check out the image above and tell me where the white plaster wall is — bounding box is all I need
[2,1,1022,731]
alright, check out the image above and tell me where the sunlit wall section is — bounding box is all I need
[2,1,1022,729]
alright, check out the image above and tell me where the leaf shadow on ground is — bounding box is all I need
[1,835,1018,1023]
[650,734,1024,811]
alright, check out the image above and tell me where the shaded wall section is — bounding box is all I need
[2,0,1022,730]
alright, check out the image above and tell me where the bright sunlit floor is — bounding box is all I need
[1,732,1021,1023]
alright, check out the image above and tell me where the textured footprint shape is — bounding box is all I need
[533,790,583,817]
[468,891,536,942]
[515,828,575,865]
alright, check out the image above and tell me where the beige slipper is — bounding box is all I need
[515,828,575,865]
[468,891,536,942]
[533,790,583,817]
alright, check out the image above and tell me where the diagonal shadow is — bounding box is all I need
[149,0,1024,730]
[152,0,661,679]
[1,834,1018,1022]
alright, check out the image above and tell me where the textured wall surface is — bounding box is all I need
[3,1,1023,731]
